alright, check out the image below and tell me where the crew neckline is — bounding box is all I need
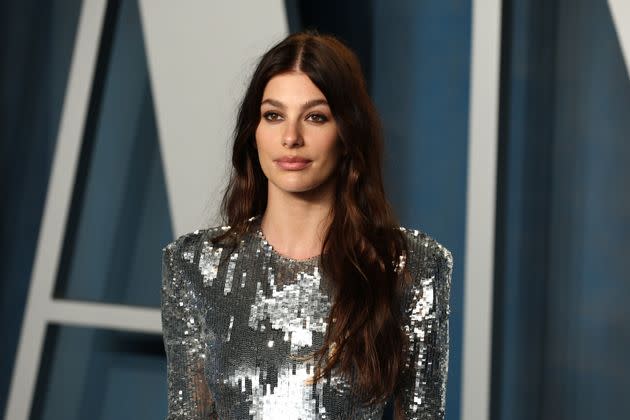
[251,216,322,264]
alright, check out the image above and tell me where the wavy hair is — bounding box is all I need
[212,30,410,405]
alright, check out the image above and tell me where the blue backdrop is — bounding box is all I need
[1,0,628,419]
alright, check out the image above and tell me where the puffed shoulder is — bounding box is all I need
[398,225,453,276]
[397,226,453,319]
[160,226,232,297]
[161,225,230,258]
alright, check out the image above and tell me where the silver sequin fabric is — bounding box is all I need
[161,216,453,419]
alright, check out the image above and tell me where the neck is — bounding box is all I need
[260,182,334,260]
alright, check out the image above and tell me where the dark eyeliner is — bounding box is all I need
[308,113,328,122]
[263,111,281,121]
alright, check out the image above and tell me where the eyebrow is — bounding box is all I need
[260,98,329,110]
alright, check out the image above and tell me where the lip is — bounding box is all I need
[275,156,312,170]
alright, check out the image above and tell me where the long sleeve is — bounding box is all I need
[161,242,217,419]
[394,235,453,420]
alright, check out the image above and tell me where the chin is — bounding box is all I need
[281,184,320,194]
[272,178,327,194]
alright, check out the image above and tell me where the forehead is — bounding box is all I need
[262,72,327,103]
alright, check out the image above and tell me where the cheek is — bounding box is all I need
[257,120,282,141]
[254,122,273,153]
[254,124,268,167]
[254,122,263,148]
[322,131,341,161]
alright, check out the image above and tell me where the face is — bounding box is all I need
[255,71,341,197]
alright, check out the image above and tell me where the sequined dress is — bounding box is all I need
[160,216,452,419]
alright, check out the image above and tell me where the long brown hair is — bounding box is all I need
[212,30,410,405]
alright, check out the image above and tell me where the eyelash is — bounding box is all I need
[262,111,328,123]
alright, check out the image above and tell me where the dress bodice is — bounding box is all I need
[160,216,452,419]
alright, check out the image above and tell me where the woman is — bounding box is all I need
[161,31,453,419]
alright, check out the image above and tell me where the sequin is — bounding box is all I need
[183,250,194,263]
[199,244,222,287]
[161,215,452,419]
[226,315,235,342]
[224,253,238,295]
[248,265,329,352]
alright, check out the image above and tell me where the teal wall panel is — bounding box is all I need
[372,3,471,419]
[54,0,172,308]
[32,325,166,420]
[0,1,83,416]
[494,1,630,419]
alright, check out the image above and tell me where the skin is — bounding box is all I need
[255,71,342,260]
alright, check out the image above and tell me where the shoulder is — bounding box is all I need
[397,225,453,317]
[161,224,231,263]
[397,225,453,277]
[160,225,233,296]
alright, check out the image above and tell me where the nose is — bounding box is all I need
[282,120,303,147]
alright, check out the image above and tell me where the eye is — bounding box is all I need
[306,113,328,123]
[263,111,282,121]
